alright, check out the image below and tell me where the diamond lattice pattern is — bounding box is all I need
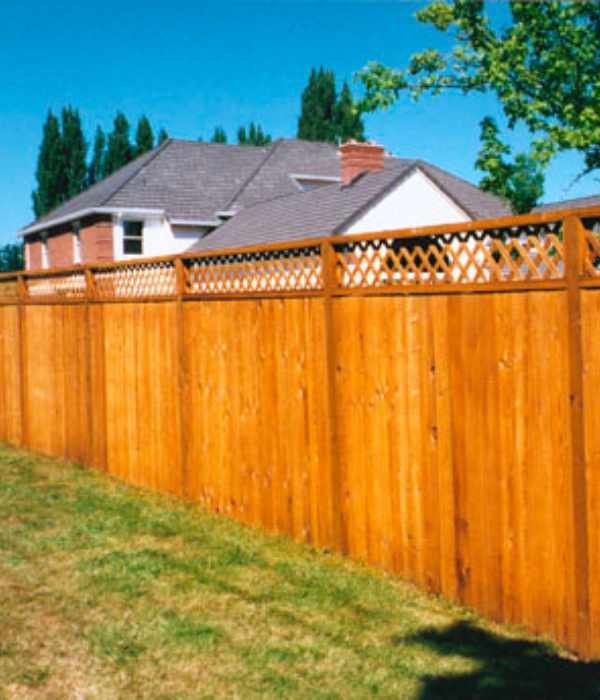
[334,224,564,289]
[184,247,322,295]
[94,262,176,299]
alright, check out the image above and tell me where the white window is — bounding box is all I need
[73,223,81,264]
[123,220,144,255]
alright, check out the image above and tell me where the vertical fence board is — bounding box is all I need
[3,210,599,659]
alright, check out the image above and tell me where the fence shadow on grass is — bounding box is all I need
[397,621,600,700]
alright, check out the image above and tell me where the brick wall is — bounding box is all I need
[47,228,74,268]
[80,217,114,263]
[26,239,43,270]
[24,216,114,271]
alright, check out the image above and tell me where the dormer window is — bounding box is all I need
[123,220,144,255]
[290,174,340,192]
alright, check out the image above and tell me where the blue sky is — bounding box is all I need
[1,0,598,244]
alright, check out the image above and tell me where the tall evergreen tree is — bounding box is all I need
[334,82,365,143]
[61,106,87,199]
[211,126,227,143]
[298,68,363,143]
[237,122,272,146]
[88,126,106,186]
[157,128,169,145]
[298,67,337,143]
[104,112,133,177]
[135,115,154,156]
[32,110,66,217]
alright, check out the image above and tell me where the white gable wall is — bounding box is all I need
[342,168,470,235]
[112,216,208,260]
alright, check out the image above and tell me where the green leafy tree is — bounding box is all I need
[135,115,154,156]
[0,243,24,272]
[32,111,66,217]
[334,82,365,143]
[104,112,133,177]
[475,117,544,213]
[88,126,106,186]
[158,128,169,145]
[237,122,272,146]
[357,1,600,176]
[211,126,227,143]
[61,106,87,199]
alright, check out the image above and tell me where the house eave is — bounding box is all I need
[19,207,166,237]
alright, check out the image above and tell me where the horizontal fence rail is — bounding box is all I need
[1,206,600,660]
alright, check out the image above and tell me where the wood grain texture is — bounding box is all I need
[0,305,22,445]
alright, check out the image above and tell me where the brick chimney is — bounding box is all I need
[339,140,385,185]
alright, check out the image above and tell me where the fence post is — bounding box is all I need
[175,257,189,499]
[321,240,347,554]
[16,274,28,448]
[564,215,591,657]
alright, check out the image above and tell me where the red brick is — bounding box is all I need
[339,140,385,185]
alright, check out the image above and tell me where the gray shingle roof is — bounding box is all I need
[190,159,511,252]
[22,137,512,241]
[533,194,600,213]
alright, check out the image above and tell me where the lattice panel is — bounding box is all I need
[334,223,564,289]
[584,227,600,277]
[93,261,176,299]
[26,273,86,300]
[184,246,322,295]
[0,278,18,302]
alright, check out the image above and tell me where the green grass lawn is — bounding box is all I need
[1,446,599,699]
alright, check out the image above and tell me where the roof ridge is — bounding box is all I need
[100,138,173,207]
[223,139,285,210]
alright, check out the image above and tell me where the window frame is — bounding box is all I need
[122,220,144,256]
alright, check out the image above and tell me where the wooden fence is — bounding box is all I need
[1,207,600,658]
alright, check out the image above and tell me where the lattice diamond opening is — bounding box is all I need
[334,222,564,289]
[94,261,176,299]
[184,246,322,295]
[27,273,86,300]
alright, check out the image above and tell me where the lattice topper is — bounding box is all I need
[94,261,176,299]
[583,224,600,277]
[26,273,86,300]
[334,223,564,289]
[184,246,322,295]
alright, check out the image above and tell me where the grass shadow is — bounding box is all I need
[401,621,600,699]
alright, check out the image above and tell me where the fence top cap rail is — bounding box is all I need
[2,203,599,284]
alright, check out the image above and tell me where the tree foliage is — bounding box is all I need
[297,67,365,144]
[237,122,272,146]
[61,106,87,199]
[475,117,544,213]
[88,126,106,187]
[135,115,154,156]
[157,128,169,145]
[334,82,365,143]
[32,111,66,217]
[211,126,228,143]
[104,112,133,177]
[357,1,600,175]
[0,244,24,272]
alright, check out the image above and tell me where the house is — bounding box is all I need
[533,194,600,214]
[19,138,511,270]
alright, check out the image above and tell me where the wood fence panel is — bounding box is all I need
[581,290,600,657]
[23,305,88,461]
[332,291,578,651]
[102,303,182,496]
[0,305,22,445]
[182,298,334,548]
